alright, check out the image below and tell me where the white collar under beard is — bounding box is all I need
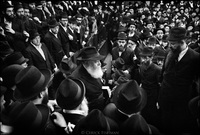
[85,64,104,79]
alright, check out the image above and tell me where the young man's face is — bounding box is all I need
[117,39,127,51]
[60,18,68,27]
[6,7,14,17]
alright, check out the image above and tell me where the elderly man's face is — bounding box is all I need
[127,40,137,51]
[85,60,103,79]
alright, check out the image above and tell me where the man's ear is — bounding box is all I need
[39,91,45,98]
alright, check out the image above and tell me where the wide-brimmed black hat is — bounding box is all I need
[59,57,77,75]
[120,114,161,135]
[14,66,52,101]
[73,109,119,134]
[0,41,14,56]
[9,101,50,134]
[139,47,154,57]
[112,80,147,114]
[1,64,25,88]
[167,27,187,41]
[4,51,29,66]
[117,32,127,40]
[76,46,105,61]
[112,57,125,69]
[56,78,85,110]
[29,29,40,40]
[48,18,59,28]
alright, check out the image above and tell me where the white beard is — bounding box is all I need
[86,64,104,79]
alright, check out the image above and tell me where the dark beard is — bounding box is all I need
[119,46,124,52]
[17,15,26,21]
[170,45,182,55]
[140,61,151,71]
[4,14,14,22]
[42,93,49,105]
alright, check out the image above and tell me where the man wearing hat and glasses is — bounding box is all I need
[158,27,200,134]
[70,46,109,111]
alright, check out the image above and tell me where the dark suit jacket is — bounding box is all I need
[67,27,81,53]
[44,31,65,66]
[160,47,200,101]
[24,42,55,73]
[58,25,70,57]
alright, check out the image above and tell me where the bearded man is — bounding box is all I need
[70,46,107,111]
[158,27,200,134]
[1,2,28,52]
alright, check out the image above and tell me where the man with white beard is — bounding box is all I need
[70,46,108,111]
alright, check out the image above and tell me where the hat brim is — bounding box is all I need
[167,35,187,41]
[112,82,147,114]
[70,78,86,107]
[40,69,52,88]
[35,104,50,130]
[76,55,105,61]
[48,22,59,28]
[14,69,52,101]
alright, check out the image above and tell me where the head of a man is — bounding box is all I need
[167,27,187,54]
[77,47,105,79]
[117,32,127,51]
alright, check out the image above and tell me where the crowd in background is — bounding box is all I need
[0,0,199,135]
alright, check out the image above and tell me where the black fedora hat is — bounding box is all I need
[113,80,147,114]
[4,51,29,66]
[73,109,118,134]
[59,57,77,75]
[0,41,14,57]
[117,32,127,40]
[139,47,154,57]
[1,64,25,88]
[9,101,49,133]
[48,18,59,28]
[154,49,166,59]
[76,46,105,61]
[56,78,85,110]
[14,66,52,101]
[112,57,125,69]
[167,27,187,41]
[120,114,160,135]
[29,29,40,41]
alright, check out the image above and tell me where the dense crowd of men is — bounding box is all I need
[0,0,199,135]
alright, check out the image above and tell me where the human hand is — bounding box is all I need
[51,112,67,127]
[5,26,15,34]
[68,34,73,40]
[47,99,57,112]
